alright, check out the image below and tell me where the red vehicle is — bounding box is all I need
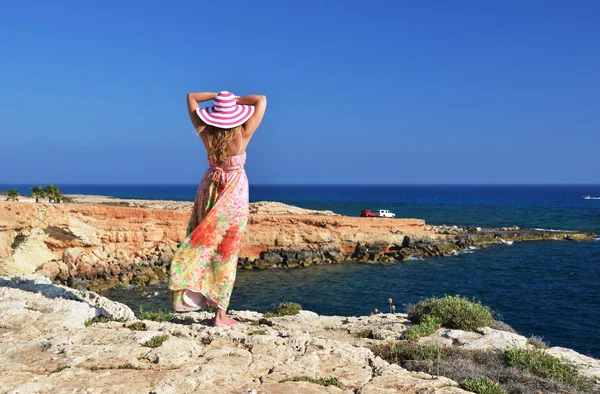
[360,209,375,217]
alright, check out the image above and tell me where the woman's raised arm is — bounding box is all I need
[187,92,217,130]
[237,95,267,137]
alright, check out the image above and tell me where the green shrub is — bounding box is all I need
[503,347,582,386]
[84,316,127,327]
[264,302,302,318]
[117,363,142,369]
[526,335,548,349]
[126,322,147,331]
[371,342,447,365]
[142,334,169,348]
[139,306,174,322]
[280,376,343,388]
[356,329,375,339]
[403,315,442,340]
[50,364,70,374]
[373,344,596,394]
[460,377,508,394]
[249,329,267,336]
[407,295,493,331]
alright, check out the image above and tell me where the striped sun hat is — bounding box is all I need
[196,91,255,128]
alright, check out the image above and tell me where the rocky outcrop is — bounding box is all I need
[0,200,595,292]
[1,274,598,392]
[0,201,429,289]
[0,274,468,393]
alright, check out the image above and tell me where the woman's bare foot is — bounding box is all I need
[213,308,238,326]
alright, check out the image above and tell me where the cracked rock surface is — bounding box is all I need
[2,274,598,393]
[0,274,466,394]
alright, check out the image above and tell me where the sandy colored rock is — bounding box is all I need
[0,228,57,275]
[0,274,471,393]
[2,274,599,392]
[546,346,600,381]
[0,201,432,278]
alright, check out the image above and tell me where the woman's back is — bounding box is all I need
[186,91,267,165]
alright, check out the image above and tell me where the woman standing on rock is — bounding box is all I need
[168,91,267,326]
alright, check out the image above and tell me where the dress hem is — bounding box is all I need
[173,288,227,312]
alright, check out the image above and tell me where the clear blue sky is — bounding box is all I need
[1,1,599,185]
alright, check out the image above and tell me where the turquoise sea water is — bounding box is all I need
[4,184,600,357]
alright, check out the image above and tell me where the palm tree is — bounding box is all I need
[44,184,58,203]
[7,188,19,201]
[31,186,44,203]
[55,189,63,203]
[43,184,65,203]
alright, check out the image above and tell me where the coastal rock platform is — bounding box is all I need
[0,199,595,292]
[1,274,598,393]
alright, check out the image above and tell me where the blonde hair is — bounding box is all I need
[195,120,242,164]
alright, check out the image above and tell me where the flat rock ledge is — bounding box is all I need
[1,274,598,393]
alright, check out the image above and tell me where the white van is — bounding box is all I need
[375,209,396,218]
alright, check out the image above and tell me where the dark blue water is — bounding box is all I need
[4,184,600,356]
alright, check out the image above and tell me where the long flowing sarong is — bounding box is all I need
[168,152,249,311]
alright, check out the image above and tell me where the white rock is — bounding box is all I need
[547,346,600,381]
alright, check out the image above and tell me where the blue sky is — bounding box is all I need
[1,1,599,184]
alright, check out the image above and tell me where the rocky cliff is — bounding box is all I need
[0,201,428,282]
[0,200,594,292]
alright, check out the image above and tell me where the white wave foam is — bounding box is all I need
[408,255,420,261]
[451,249,476,256]
[533,228,578,233]
[468,246,478,250]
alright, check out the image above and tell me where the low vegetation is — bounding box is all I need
[370,342,447,364]
[503,347,584,387]
[117,362,142,369]
[403,315,441,340]
[264,302,302,318]
[248,329,267,336]
[50,364,71,374]
[460,376,508,394]
[126,322,147,331]
[84,315,127,327]
[526,335,549,349]
[356,329,375,339]
[142,334,169,348]
[371,342,597,394]
[280,376,343,389]
[403,295,493,340]
[90,363,143,370]
[138,305,174,322]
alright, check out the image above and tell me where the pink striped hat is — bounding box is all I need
[196,91,255,128]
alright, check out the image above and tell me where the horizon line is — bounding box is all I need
[1,183,600,187]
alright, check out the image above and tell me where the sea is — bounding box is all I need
[4,184,600,357]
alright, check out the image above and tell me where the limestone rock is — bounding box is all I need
[0,273,135,320]
[546,346,600,382]
[0,274,470,393]
[0,228,57,275]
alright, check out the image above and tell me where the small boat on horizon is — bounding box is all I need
[583,195,600,200]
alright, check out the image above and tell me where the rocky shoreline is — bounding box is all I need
[0,198,595,293]
[1,274,598,393]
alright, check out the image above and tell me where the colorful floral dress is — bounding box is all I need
[168,152,249,311]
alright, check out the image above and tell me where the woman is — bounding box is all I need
[168,90,267,327]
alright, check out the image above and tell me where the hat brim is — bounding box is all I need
[196,104,255,128]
